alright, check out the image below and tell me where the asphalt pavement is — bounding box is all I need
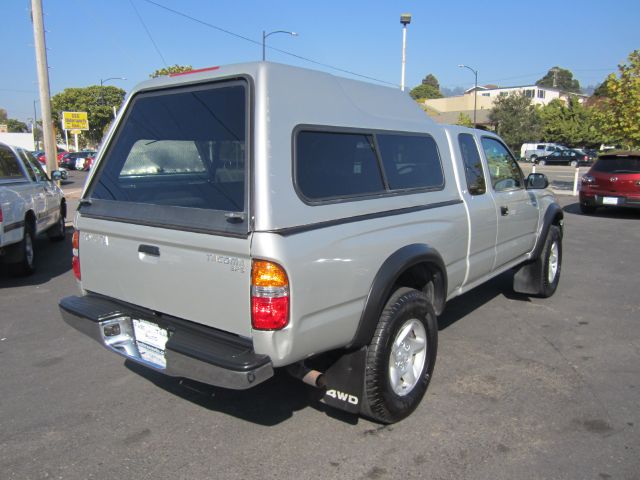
[1,172,638,480]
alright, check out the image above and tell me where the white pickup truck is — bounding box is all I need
[0,142,66,275]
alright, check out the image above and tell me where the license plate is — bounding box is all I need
[603,197,619,205]
[133,319,169,368]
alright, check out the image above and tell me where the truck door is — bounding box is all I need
[480,137,539,270]
[21,151,57,230]
[454,132,497,284]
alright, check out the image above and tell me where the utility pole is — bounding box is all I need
[31,0,57,175]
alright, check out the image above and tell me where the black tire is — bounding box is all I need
[537,225,562,298]
[47,210,66,241]
[579,203,596,215]
[570,160,578,167]
[10,225,36,276]
[361,287,438,424]
[530,155,538,163]
[538,159,546,166]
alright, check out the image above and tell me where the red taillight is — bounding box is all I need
[72,231,81,280]
[0,207,3,223]
[251,260,289,330]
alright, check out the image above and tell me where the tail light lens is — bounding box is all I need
[581,174,595,185]
[251,260,289,330]
[72,231,81,280]
[0,207,3,223]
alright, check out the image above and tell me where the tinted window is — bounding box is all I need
[296,131,384,200]
[90,81,246,213]
[0,146,24,179]
[18,149,49,182]
[481,137,524,191]
[593,156,640,173]
[377,134,444,190]
[458,133,485,195]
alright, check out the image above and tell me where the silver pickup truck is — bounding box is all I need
[60,62,563,423]
[1,142,66,275]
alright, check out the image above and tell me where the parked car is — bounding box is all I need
[520,142,566,162]
[59,62,563,424]
[59,151,96,170]
[535,148,590,166]
[579,151,640,214]
[37,147,68,166]
[572,148,598,165]
[0,142,66,275]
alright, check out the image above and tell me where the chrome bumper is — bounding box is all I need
[59,295,273,390]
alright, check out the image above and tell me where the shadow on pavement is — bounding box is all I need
[563,201,640,219]
[0,228,73,286]
[124,360,327,426]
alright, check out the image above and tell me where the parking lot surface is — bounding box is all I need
[1,184,638,479]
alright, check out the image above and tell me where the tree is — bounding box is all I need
[536,67,581,93]
[0,108,7,122]
[456,112,474,128]
[150,64,193,78]
[421,73,440,90]
[51,86,126,147]
[591,50,640,149]
[539,98,600,147]
[489,92,541,153]
[410,73,443,100]
[6,118,29,133]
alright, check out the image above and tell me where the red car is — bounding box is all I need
[37,148,68,166]
[579,151,640,214]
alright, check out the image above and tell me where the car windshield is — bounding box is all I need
[592,156,640,174]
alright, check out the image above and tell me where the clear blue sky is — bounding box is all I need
[2,0,639,123]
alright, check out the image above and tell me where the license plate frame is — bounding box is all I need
[132,318,169,368]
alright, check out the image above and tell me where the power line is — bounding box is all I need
[129,0,168,68]
[138,0,399,87]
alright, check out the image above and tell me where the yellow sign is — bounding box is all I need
[70,129,82,135]
[62,111,89,131]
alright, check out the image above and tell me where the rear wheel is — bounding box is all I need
[537,225,562,297]
[361,287,438,424]
[538,159,546,166]
[47,209,66,241]
[570,160,578,167]
[10,225,36,276]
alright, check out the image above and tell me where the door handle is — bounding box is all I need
[501,206,509,216]
[138,244,160,256]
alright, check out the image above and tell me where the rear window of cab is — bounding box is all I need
[294,129,444,202]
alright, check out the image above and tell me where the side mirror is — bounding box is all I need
[526,172,549,189]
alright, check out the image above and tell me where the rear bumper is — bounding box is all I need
[580,191,640,209]
[59,294,273,390]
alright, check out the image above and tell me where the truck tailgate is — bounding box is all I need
[77,216,252,337]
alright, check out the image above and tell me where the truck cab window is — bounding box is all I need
[481,137,524,192]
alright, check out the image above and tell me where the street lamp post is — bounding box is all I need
[100,77,126,119]
[262,30,298,61]
[458,64,478,128]
[400,13,412,92]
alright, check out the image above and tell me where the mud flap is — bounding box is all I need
[513,260,542,295]
[320,347,367,414]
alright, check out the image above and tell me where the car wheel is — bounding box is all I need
[47,210,66,241]
[537,225,562,298]
[570,160,578,167]
[530,155,538,163]
[361,287,438,424]
[10,225,36,276]
[538,159,546,166]
[579,203,596,215]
